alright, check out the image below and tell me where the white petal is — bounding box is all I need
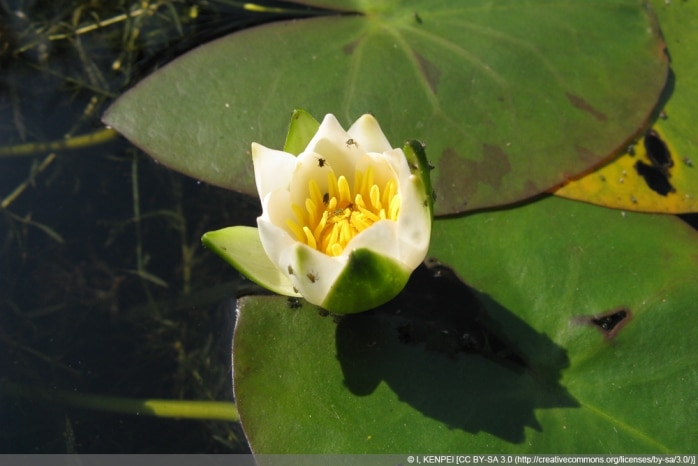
[371,146,430,268]
[280,242,346,307]
[344,220,399,261]
[306,114,350,153]
[261,189,296,240]
[382,148,413,184]
[252,142,297,200]
[305,114,361,168]
[396,173,432,269]
[257,215,296,268]
[347,114,393,153]
[289,151,336,208]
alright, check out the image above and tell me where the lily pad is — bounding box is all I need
[553,0,698,213]
[103,0,667,215]
[429,197,698,452]
[233,196,697,453]
[554,126,698,212]
[234,276,577,453]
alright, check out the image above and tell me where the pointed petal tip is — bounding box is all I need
[348,113,392,153]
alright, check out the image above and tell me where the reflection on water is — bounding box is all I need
[0,0,309,453]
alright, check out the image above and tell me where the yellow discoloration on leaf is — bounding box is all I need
[553,126,698,213]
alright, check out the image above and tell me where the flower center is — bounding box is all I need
[286,166,401,257]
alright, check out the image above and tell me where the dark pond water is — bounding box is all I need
[0,0,323,453]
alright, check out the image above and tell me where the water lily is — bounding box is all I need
[203,111,432,314]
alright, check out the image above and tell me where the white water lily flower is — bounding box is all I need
[203,112,432,314]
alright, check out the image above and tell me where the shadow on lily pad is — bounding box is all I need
[335,261,578,443]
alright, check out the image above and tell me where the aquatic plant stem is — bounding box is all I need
[1,153,56,209]
[132,154,144,276]
[2,382,239,421]
[0,128,118,158]
[130,154,161,300]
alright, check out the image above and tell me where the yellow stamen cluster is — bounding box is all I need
[286,166,401,257]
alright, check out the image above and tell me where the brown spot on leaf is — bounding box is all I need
[481,145,511,187]
[573,307,632,340]
[566,92,608,122]
[343,38,361,55]
[415,53,440,95]
[437,145,512,213]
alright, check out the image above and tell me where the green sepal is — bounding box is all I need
[201,226,299,297]
[403,139,434,217]
[283,109,320,156]
[321,248,411,314]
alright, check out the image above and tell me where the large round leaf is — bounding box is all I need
[554,0,698,213]
[429,197,698,452]
[234,291,577,453]
[233,197,697,453]
[103,0,667,215]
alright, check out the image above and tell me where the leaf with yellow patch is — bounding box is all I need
[554,0,698,213]
[554,126,698,213]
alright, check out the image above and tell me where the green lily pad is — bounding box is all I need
[233,196,697,453]
[234,290,577,453]
[554,0,698,213]
[103,0,667,215]
[429,197,698,452]
[649,0,698,189]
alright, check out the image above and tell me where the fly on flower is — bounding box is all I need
[202,110,433,314]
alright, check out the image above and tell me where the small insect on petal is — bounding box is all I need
[306,271,318,283]
[346,138,358,148]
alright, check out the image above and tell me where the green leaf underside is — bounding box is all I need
[321,248,410,314]
[103,0,667,215]
[201,226,298,297]
[403,139,434,216]
[233,197,697,453]
[283,109,320,155]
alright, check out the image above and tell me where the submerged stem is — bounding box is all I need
[2,382,239,421]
